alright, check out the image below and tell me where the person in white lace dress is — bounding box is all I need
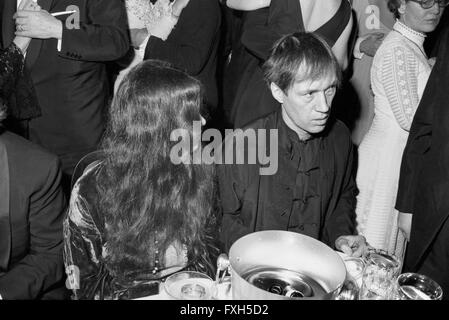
[114,0,190,92]
[355,0,446,263]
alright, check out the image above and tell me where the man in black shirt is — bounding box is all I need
[218,32,367,255]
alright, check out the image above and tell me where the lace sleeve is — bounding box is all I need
[381,45,420,131]
[0,43,25,103]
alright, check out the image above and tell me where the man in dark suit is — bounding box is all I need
[396,25,449,299]
[1,0,129,191]
[144,0,221,126]
[0,103,66,300]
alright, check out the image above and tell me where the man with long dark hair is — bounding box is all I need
[63,60,220,300]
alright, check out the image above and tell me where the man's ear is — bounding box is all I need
[270,82,285,104]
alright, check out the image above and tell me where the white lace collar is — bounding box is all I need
[393,20,427,49]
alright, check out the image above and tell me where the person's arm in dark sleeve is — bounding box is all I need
[217,134,259,252]
[59,0,129,61]
[218,165,251,252]
[0,156,66,300]
[144,0,220,75]
[323,135,357,247]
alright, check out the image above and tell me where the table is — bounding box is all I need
[136,251,359,300]
[135,282,232,300]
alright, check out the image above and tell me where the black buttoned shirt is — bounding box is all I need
[218,111,357,252]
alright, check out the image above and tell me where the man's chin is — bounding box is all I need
[310,124,327,134]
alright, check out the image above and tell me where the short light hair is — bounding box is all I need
[263,32,341,92]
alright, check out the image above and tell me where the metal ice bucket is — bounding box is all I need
[221,231,347,300]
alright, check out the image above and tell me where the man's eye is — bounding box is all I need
[303,92,313,98]
[325,87,336,96]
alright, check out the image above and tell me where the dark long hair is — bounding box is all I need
[98,60,218,280]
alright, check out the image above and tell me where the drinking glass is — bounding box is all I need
[343,257,365,288]
[359,249,401,300]
[396,273,443,300]
[211,276,232,300]
[164,271,214,300]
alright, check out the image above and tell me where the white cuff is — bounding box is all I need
[137,34,151,57]
[353,36,367,60]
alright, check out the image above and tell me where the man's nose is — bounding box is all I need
[316,92,331,113]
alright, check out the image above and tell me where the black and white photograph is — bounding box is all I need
[0,0,448,308]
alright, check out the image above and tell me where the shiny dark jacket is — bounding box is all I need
[64,162,220,300]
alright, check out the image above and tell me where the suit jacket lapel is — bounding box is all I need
[1,0,16,48]
[0,137,11,272]
[25,0,55,69]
